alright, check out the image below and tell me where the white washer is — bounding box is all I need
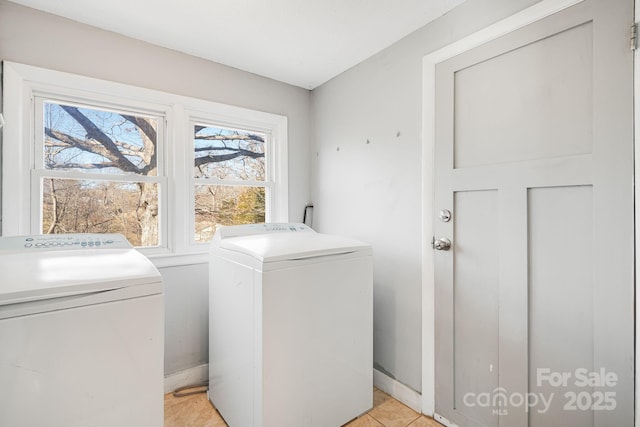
[209,223,373,427]
[0,233,164,427]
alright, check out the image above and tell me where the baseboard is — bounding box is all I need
[373,368,422,413]
[164,364,422,413]
[164,363,209,394]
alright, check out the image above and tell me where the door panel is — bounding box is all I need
[528,186,594,427]
[454,22,593,169]
[454,190,499,427]
[434,1,634,426]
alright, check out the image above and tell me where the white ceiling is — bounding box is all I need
[8,0,466,89]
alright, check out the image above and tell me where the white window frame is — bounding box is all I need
[188,112,280,246]
[31,94,169,248]
[2,61,289,267]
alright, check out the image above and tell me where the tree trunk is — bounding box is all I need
[136,182,158,246]
[46,179,59,234]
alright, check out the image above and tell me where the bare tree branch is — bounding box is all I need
[46,129,115,160]
[113,140,145,153]
[46,132,145,169]
[121,115,157,142]
[194,150,264,167]
[45,140,73,148]
[46,137,144,155]
[121,114,157,174]
[59,105,139,173]
[119,150,146,157]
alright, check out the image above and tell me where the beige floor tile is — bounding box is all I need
[368,398,421,427]
[165,389,432,427]
[164,392,228,427]
[345,414,385,427]
[407,415,444,427]
[373,387,394,407]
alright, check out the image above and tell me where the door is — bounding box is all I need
[433,1,634,426]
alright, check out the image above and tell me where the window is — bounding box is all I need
[2,61,288,263]
[192,122,269,243]
[36,99,164,247]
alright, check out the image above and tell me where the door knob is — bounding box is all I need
[432,237,451,251]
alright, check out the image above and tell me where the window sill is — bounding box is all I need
[147,251,209,268]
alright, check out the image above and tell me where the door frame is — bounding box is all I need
[420,0,637,423]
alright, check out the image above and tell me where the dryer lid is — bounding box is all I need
[0,234,161,306]
[213,223,371,262]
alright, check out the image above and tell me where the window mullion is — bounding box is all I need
[33,169,162,184]
[193,178,267,187]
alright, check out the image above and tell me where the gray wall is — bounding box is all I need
[311,0,541,392]
[161,264,209,374]
[0,0,312,376]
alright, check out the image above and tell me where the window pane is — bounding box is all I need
[194,124,265,181]
[44,101,158,176]
[42,178,159,247]
[194,185,265,243]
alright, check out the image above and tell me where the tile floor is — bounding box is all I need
[164,387,442,427]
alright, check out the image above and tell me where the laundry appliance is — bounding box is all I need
[209,223,373,427]
[0,233,164,427]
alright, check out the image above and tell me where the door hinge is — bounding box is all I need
[631,23,638,51]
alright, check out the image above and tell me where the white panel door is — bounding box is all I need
[434,1,634,426]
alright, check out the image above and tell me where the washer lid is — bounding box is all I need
[216,229,371,262]
[0,234,161,306]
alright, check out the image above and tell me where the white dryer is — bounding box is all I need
[209,223,373,427]
[0,233,164,427]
